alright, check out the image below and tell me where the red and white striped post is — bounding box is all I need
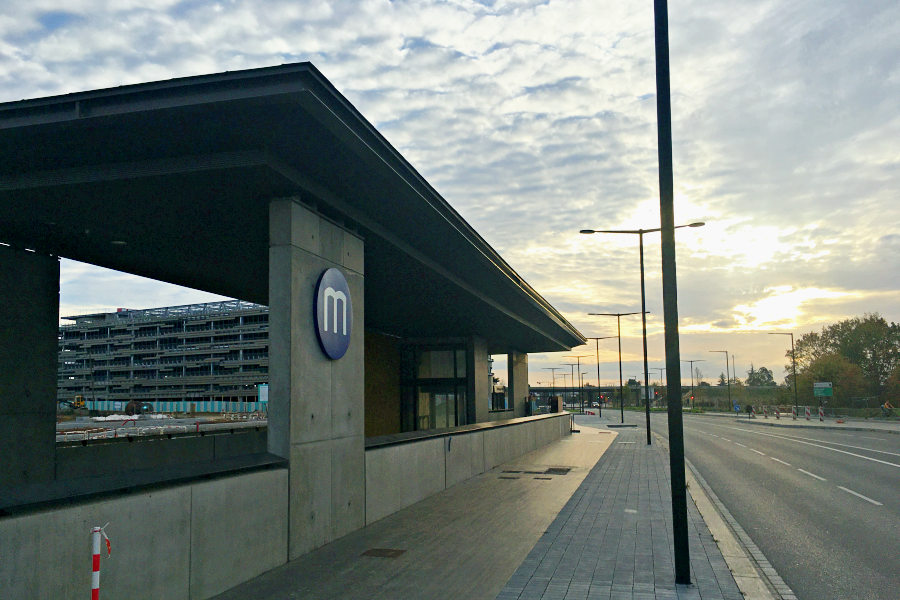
[91,525,111,600]
[763,406,768,419]
[819,406,825,421]
[775,407,781,419]
[750,406,756,419]
[792,406,797,420]
[805,406,811,420]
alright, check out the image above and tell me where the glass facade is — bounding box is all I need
[400,345,468,432]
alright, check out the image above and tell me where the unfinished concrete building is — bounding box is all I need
[58,301,269,412]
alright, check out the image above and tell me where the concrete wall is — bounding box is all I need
[55,428,268,479]
[0,468,288,600]
[364,331,401,437]
[365,412,571,525]
[268,199,366,560]
[0,246,58,488]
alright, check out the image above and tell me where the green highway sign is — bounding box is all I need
[813,382,833,397]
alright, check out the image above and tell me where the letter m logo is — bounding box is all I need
[323,287,347,335]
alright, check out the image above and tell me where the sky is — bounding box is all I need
[6,0,899,386]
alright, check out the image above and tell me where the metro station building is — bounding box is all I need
[0,64,584,598]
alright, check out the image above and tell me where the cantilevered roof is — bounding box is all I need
[0,63,584,353]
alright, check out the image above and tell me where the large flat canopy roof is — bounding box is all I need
[0,63,584,353]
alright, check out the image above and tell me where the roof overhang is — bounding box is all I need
[0,63,585,353]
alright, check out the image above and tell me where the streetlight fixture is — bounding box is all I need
[681,359,705,410]
[588,312,644,426]
[709,351,731,413]
[582,223,704,445]
[769,332,799,414]
[585,337,616,417]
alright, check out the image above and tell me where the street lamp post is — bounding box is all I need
[681,359,705,410]
[588,312,643,425]
[769,332,799,414]
[564,355,590,412]
[582,223,704,446]
[585,337,616,418]
[710,351,731,413]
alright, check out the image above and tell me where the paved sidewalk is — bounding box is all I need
[495,420,743,600]
[212,418,748,600]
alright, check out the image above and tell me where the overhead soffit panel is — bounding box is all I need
[0,64,583,352]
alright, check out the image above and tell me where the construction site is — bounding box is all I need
[57,300,270,413]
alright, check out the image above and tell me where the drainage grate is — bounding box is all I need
[501,470,522,473]
[499,476,520,480]
[534,477,553,480]
[522,470,545,474]
[362,548,406,558]
[544,467,572,476]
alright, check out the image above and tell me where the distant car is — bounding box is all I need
[125,400,154,416]
[592,402,599,407]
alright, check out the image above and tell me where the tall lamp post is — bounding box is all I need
[564,355,590,412]
[585,337,616,417]
[769,332,799,414]
[681,359,705,410]
[582,223,704,446]
[709,351,731,412]
[588,312,643,425]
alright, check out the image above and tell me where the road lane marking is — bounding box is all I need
[696,423,900,468]
[837,486,883,506]
[720,438,731,442]
[862,437,885,441]
[734,442,747,447]
[726,427,900,457]
[797,469,826,481]
[771,457,791,466]
[750,449,766,455]
[709,434,719,438]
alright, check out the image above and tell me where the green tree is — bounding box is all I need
[717,372,727,386]
[795,353,867,406]
[788,313,900,395]
[746,364,777,387]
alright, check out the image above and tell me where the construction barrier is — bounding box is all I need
[751,406,756,418]
[805,406,811,420]
[763,406,768,418]
[775,407,780,419]
[819,406,825,421]
[792,406,797,420]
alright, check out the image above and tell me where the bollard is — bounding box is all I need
[792,406,797,420]
[775,407,780,419]
[751,406,756,419]
[819,406,825,421]
[763,406,768,419]
[805,406,811,420]
[91,525,111,600]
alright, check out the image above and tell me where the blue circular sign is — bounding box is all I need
[315,268,353,360]
[734,404,741,412]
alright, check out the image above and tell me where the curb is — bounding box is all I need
[654,433,796,600]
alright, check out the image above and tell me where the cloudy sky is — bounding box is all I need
[6,0,899,386]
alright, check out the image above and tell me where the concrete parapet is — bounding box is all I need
[0,468,287,600]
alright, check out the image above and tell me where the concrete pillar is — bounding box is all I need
[268,199,365,559]
[0,246,59,488]
[468,336,489,424]
[508,351,528,417]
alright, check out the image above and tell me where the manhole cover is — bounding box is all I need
[362,548,406,558]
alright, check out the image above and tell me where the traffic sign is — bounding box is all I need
[734,404,741,412]
[813,382,833,397]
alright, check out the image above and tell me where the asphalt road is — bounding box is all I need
[624,411,900,600]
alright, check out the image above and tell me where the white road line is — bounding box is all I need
[771,457,791,466]
[862,437,885,441]
[797,469,826,481]
[837,486,883,506]
[699,423,900,468]
[709,434,719,438]
[720,438,732,442]
[751,449,766,455]
[734,442,747,447]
